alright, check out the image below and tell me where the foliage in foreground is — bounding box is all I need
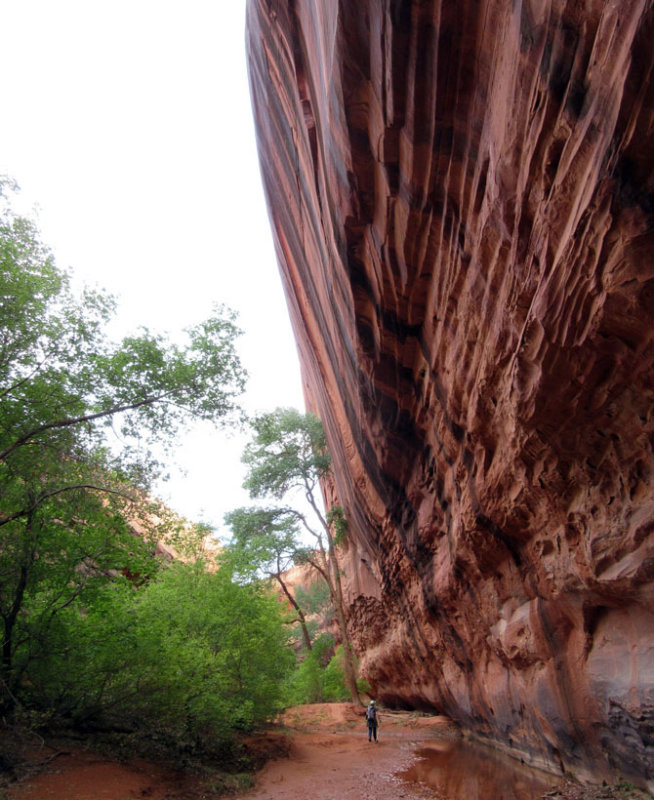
[286,635,368,706]
[22,561,294,741]
[0,178,246,716]
[225,407,361,703]
[0,557,296,784]
[0,180,296,775]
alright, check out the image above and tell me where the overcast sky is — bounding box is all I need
[0,0,306,536]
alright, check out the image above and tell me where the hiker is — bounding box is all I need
[365,699,379,742]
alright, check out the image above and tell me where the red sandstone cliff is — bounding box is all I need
[246,0,654,789]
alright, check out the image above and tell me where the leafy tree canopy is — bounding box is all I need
[242,408,330,502]
[224,506,312,580]
[0,182,246,477]
[0,179,247,713]
[226,407,361,703]
[20,555,295,745]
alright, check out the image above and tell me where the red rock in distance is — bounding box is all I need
[246,0,654,789]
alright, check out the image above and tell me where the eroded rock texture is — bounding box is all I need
[246,0,654,787]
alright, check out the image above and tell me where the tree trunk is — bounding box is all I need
[1,618,14,714]
[305,498,361,706]
[1,512,36,715]
[324,529,360,705]
[1,563,27,716]
[274,574,313,651]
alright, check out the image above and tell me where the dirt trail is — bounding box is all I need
[233,703,452,800]
[6,705,649,800]
[3,704,451,800]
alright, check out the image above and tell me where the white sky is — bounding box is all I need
[0,0,306,536]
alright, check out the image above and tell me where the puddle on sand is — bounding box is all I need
[399,739,556,800]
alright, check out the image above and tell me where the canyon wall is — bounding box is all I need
[246,0,654,787]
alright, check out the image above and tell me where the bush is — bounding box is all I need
[19,562,295,748]
[286,648,325,705]
[286,635,352,704]
[322,645,350,701]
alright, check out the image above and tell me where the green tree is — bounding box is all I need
[0,180,246,714]
[285,634,352,704]
[232,407,360,704]
[294,575,333,641]
[286,634,333,705]
[22,557,294,743]
[225,506,314,651]
[125,561,294,738]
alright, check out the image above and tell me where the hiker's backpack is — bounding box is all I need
[366,705,377,722]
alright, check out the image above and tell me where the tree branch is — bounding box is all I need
[0,390,179,463]
[0,353,51,400]
[303,555,330,585]
[278,505,322,541]
[0,484,136,528]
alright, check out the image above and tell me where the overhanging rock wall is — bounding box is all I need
[246,0,654,787]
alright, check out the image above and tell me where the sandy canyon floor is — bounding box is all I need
[4,704,651,800]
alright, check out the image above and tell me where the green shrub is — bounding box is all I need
[286,635,353,704]
[322,645,349,701]
[20,562,295,747]
[286,648,324,705]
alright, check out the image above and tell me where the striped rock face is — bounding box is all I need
[246,0,654,788]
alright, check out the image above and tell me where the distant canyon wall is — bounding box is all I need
[246,0,654,787]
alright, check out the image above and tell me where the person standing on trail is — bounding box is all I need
[366,700,379,742]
